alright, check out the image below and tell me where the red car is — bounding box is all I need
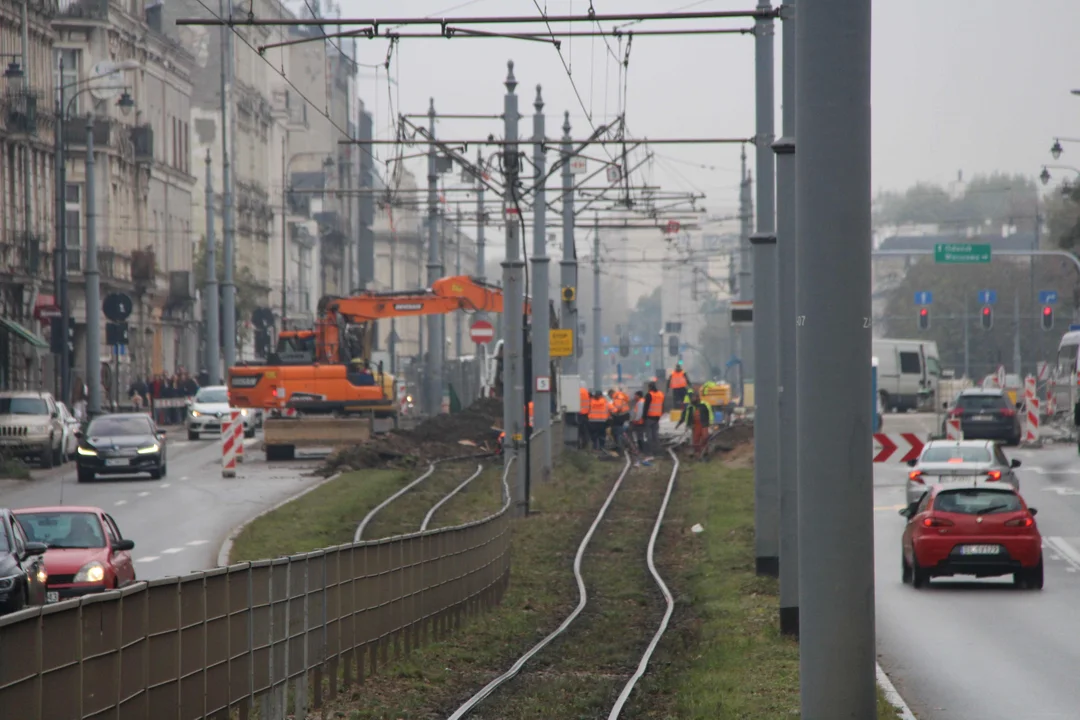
[900,483,1042,589]
[13,507,137,602]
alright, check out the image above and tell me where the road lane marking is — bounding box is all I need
[161,547,185,555]
[1044,536,1080,572]
[137,491,151,497]
[160,483,170,488]
[136,556,159,563]
[875,504,906,512]
[1040,487,1080,496]
[876,663,917,720]
[114,500,127,506]
[186,540,209,546]
[180,476,189,480]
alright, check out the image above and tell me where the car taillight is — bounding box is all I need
[948,407,963,417]
[1004,516,1034,528]
[908,470,925,483]
[1000,408,1016,417]
[986,470,1002,481]
[922,516,954,528]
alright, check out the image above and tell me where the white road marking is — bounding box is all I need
[161,547,185,555]
[137,491,151,497]
[1040,486,1080,496]
[136,556,159,563]
[876,663,917,720]
[180,476,189,480]
[186,540,209,546]
[160,483,170,488]
[114,500,127,506]
[1044,536,1080,572]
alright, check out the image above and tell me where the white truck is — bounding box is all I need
[873,339,942,412]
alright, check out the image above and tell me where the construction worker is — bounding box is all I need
[608,388,630,450]
[630,390,647,452]
[667,362,690,409]
[578,385,591,449]
[642,382,665,454]
[676,389,714,458]
[588,390,612,450]
[528,400,534,428]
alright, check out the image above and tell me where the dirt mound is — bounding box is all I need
[319,397,504,476]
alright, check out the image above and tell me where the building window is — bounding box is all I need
[65,184,81,271]
[55,49,81,115]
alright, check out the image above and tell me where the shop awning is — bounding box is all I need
[0,317,49,350]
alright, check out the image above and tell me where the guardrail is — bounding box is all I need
[0,425,560,719]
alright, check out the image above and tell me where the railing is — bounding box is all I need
[0,426,562,719]
[55,0,108,20]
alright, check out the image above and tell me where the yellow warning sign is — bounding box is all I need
[550,329,574,357]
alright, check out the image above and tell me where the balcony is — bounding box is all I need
[2,88,42,136]
[63,117,116,149]
[55,0,108,21]
[0,232,47,279]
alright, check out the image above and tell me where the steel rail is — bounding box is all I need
[446,453,634,719]
[419,463,485,532]
[607,448,680,717]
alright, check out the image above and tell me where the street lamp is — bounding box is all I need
[1051,141,1063,160]
[1039,164,1080,186]
[1,54,23,80]
[1041,167,1051,186]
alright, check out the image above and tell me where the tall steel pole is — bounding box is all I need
[592,215,601,391]
[795,0,875,715]
[426,98,442,414]
[559,112,579,441]
[476,148,486,283]
[55,57,70,407]
[204,149,220,385]
[501,61,527,516]
[455,207,463,357]
[737,145,752,375]
[280,135,288,323]
[775,0,798,635]
[219,0,237,370]
[84,116,101,417]
[530,85,552,475]
[753,0,779,580]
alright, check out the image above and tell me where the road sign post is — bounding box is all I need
[469,320,495,344]
[934,243,992,264]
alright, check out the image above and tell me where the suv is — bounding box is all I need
[0,391,65,468]
[944,388,1022,445]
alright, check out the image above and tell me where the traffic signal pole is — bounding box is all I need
[531,86,552,477]
[85,115,101,417]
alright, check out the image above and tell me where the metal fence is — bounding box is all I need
[0,434,552,719]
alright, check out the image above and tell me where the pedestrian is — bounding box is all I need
[667,362,690,410]
[676,390,714,458]
[578,385,591,449]
[588,390,611,451]
[630,390,647,454]
[642,382,665,454]
[608,388,630,450]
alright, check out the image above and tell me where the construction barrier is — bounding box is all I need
[222,411,240,478]
[1025,398,1041,446]
[945,418,963,440]
[236,413,245,464]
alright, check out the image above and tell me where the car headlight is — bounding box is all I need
[137,443,160,454]
[77,445,97,456]
[36,568,47,584]
[240,409,249,416]
[74,561,105,584]
[189,409,201,417]
[0,576,14,591]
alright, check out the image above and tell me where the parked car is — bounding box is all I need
[905,439,1021,506]
[75,413,167,482]
[943,388,1022,445]
[0,508,47,614]
[0,391,65,468]
[57,402,81,461]
[14,506,136,601]
[186,385,255,440]
[900,483,1042,589]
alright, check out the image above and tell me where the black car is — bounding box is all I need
[75,413,168,482]
[944,389,1022,445]
[0,509,48,614]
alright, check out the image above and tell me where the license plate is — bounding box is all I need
[971,414,992,421]
[46,591,58,603]
[960,545,1000,555]
[105,458,129,467]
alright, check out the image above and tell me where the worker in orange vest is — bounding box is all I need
[528,400,534,428]
[641,382,665,454]
[667,362,690,409]
[608,388,630,450]
[578,385,591,449]
[588,390,612,450]
[676,389,714,458]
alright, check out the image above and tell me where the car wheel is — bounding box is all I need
[76,467,94,483]
[40,443,54,469]
[148,466,162,480]
[52,443,63,466]
[187,430,199,441]
[901,552,912,584]
[1016,557,1044,590]
[911,553,930,589]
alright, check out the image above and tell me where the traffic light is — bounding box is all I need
[918,307,930,331]
[980,306,993,330]
[619,335,630,357]
[50,317,74,356]
[668,334,679,357]
[1042,305,1054,330]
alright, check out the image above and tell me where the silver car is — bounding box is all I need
[185,386,255,440]
[905,439,1020,505]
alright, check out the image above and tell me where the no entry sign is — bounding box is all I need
[470,320,495,344]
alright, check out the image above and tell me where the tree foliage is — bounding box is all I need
[192,235,268,345]
[1045,181,1080,252]
[875,173,1039,234]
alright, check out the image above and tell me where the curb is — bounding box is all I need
[876,662,917,720]
[215,471,342,568]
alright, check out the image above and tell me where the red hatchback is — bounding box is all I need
[13,507,137,602]
[900,484,1043,589]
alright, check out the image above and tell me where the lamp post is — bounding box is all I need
[281,152,334,326]
[1039,164,1080,186]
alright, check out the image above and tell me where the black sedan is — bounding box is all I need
[943,389,1022,445]
[0,508,47,614]
[76,413,168,482]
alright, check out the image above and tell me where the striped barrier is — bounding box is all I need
[221,410,241,478]
[235,413,245,464]
[1025,396,1041,446]
[945,418,963,440]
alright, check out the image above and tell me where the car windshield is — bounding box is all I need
[17,512,106,549]
[921,446,991,463]
[88,416,152,436]
[195,389,228,404]
[933,489,1023,515]
[957,395,1008,410]
[0,397,48,415]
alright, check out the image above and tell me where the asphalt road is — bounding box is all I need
[0,432,327,581]
[875,413,1080,720]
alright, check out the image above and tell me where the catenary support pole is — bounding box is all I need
[56,57,70,407]
[205,150,220,385]
[592,215,602,391]
[220,4,237,371]
[753,0,779,579]
[795,0,875,715]
[501,62,527,516]
[963,294,969,379]
[774,0,798,636]
[559,112,579,445]
[1013,292,1021,375]
[85,116,101,417]
[737,145,752,376]
[426,98,441,414]
[530,85,552,475]
[475,148,487,385]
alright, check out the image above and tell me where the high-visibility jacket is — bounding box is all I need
[669,370,688,389]
[678,401,714,428]
[588,396,611,421]
[631,398,645,425]
[528,401,534,427]
[579,387,590,415]
[611,391,630,415]
[646,390,665,417]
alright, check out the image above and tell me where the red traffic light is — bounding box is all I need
[919,308,928,316]
[982,307,991,316]
[1044,306,1052,316]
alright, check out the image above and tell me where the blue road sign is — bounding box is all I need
[978,289,997,305]
[1040,290,1059,305]
[602,335,609,344]
[645,345,653,354]
[914,291,933,305]
[632,335,640,343]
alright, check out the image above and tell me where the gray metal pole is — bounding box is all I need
[280,136,288,324]
[963,294,969,379]
[53,58,65,402]
[476,148,486,283]
[84,116,101,418]
[219,5,237,371]
[531,85,552,474]
[592,216,602,391]
[500,61,527,516]
[795,0,875,715]
[775,0,798,636]
[1013,292,1021,375]
[737,145,752,375]
[205,149,220,385]
[426,99,440,414]
[559,112,579,443]
[455,208,463,357]
[57,61,70,407]
[753,0,779,581]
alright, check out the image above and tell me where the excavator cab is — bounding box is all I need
[270,331,318,365]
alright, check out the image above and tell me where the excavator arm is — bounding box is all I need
[325,275,529,322]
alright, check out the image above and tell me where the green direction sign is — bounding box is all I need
[934,243,991,264]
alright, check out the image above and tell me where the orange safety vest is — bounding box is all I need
[647,390,665,417]
[528,401,534,427]
[670,370,688,389]
[612,391,630,414]
[588,396,611,421]
[579,387,590,415]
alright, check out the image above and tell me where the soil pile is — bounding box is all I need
[319,397,504,476]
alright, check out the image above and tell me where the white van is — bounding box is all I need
[873,339,941,412]
[1049,329,1080,417]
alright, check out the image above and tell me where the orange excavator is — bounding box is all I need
[227,276,522,460]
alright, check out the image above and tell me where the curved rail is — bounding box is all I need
[353,463,437,542]
[446,453,633,720]
[419,463,485,532]
[606,447,680,718]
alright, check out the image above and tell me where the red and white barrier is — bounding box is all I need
[221,410,242,478]
[873,433,925,463]
[235,413,245,465]
[945,418,963,440]
[1024,396,1041,446]
[1046,389,1056,417]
